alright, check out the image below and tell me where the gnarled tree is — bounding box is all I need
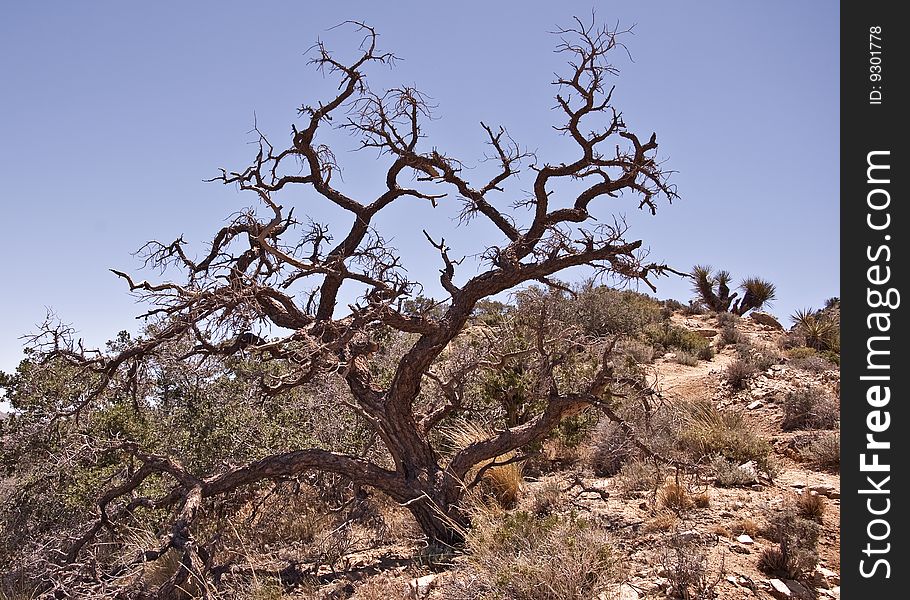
[18,17,679,594]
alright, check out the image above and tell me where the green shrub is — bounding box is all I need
[644,323,710,355]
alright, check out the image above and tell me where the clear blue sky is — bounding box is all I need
[0,1,839,374]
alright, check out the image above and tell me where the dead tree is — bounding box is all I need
[29,17,678,588]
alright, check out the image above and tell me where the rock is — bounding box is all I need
[810,484,840,499]
[738,461,759,482]
[768,578,792,598]
[817,566,840,585]
[731,544,751,554]
[694,328,718,338]
[663,352,676,359]
[751,311,784,330]
[783,579,815,600]
[736,534,754,544]
[409,574,437,598]
[747,400,763,410]
[615,583,641,600]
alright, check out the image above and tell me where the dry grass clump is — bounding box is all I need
[781,386,839,431]
[620,339,655,364]
[795,492,826,523]
[731,518,759,538]
[677,401,771,470]
[692,491,711,508]
[643,511,679,533]
[616,459,666,495]
[789,351,837,373]
[724,359,757,390]
[804,432,840,470]
[351,573,409,600]
[444,420,524,508]
[719,324,746,347]
[466,511,620,600]
[658,482,694,513]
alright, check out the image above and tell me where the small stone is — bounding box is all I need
[768,578,792,598]
[817,566,840,584]
[409,574,437,598]
[747,400,763,410]
[720,510,735,518]
[736,534,754,544]
[663,352,676,359]
[731,544,751,554]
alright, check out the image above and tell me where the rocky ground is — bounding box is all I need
[285,312,842,600]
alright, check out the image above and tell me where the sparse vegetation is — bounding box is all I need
[677,401,771,469]
[465,511,620,600]
[781,386,839,431]
[658,533,725,600]
[759,507,821,581]
[725,359,757,391]
[804,432,840,470]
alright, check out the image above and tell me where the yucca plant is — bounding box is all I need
[690,266,776,315]
[735,277,777,315]
[790,308,837,351]
[690,265,735,312]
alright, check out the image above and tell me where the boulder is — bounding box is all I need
[751,311,784,330]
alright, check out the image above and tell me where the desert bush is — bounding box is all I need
[804,432,840,470]
[681,300,706,316]
[644,323,710,355]
[760,508,821,580]
[781,387,839,431]
[789,353,837,373]
[715,312,739,328]
[673,351,699,367]
[617,459,666,494]
[725,359,757,391]
[563,282,664,337]
[589,420,634,477]
[719,325,746,347]
[466,511,620,600]
[677,401,771,469]
[692,491,711,508]
[526,479,565,517]
[751,344,783,371]
[697,345,715,361]
[619,339,655,364]
[708,455,756,487]
[658,533,725,600]
[663,298,685,312]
